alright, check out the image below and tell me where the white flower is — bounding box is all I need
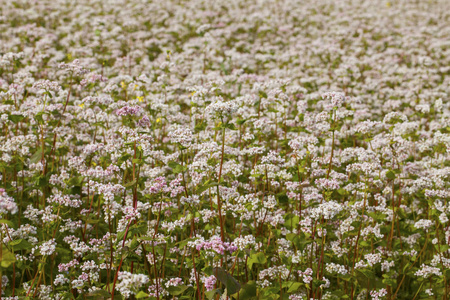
[116,271,149,298]
[325,263,348,275]
[414,219,433,230]
[415,264,442,278]
[39,239,56,256]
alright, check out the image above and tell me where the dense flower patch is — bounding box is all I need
[0,0,449,299]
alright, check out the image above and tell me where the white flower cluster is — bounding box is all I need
[0,52,23,67]
[383,112,408,124]
[288,136,318,151]
[364,253,382,267]
[58,59,89,76]
[414,219,433,230]
[205,96,239,117]
[259,265,290,281]
[370,288,387,300]
[168,125,194,148]
[325,262,348,275]
[315,178,341,190]
[310,200,344,220]
[115,271,149,298]
[233,235,256,251]
[381,260,395,272]
[330,241,348,258]
[47,193,82,208]
[289,294,305,300]
[434,200,450,224]
[39,239,56,256]
[291,250,302,264]
[32,80,61,93]
[0,188,18,215]
[322,91,346,109]
[298,268,313,284]
[263,195,277,209]
[414,264,442,278]
[54,274,69,286]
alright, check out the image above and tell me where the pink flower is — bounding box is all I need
[204,275,216,291]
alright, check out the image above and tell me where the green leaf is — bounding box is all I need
[9,239,32,251]
[117,223,147,244]
[276,193,289,204]
[168,285,189,296]
[168,161,180,169]
[386,170,396,180]
[367,212,386,221]
[237,119,247,125]
[287,232,311,250]
[213,267,241,295]
[444,269,450,278]
[0,219,14,228]
[86,289,111,299]
[403,262,412,273]
[60,291,76,299]
[207,158,217,166]
[225,123,237,130]
[44,90,53,99]
[195,120,207,132]
[118,153,132,165]
[120,246,130,259]
[86,219,100,224]
[358,269,375,279]
[206,289,221,300]
[197,182,219,194]
[30,149,43,164]
[1,246,16,268]
[260,287,279,300]
[67,176,84,186]
[175,237,195,249]
[56,246,72,257]
[440,245,449,252]
[284,214,299,231]
[34,111,45,125]
[382,277,396,287]
[8,114,25,123]
[123,180,137,188]
[359,240,370,247]
[135,291,149,299]
[355,270,384,289]
[116,230,127,243]
[337,188,348,196]
[177,143,188,151]
[286,282,302,293]
[247,252,267,269]
[168,161,186,174]
[232,280,257,300]
[339,274,351,281]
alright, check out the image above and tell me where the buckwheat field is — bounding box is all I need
[0,0,449,299]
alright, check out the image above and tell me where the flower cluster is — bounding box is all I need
[0,0,448,298]
[115,272,149,298]
[193,235,237,255]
